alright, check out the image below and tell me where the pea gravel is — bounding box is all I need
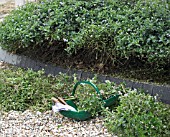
[0,110,116,137]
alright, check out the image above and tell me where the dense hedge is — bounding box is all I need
[0,0,169,66]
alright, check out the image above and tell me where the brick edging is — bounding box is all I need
[0,47,170,104]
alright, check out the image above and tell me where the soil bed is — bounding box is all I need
[16,45,170,85]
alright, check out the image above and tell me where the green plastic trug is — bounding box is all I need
[59,81,119,121]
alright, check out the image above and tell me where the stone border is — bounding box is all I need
[0,47,170,104]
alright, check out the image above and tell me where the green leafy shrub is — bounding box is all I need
[0,67,73,112]
[104,90,170,137]
[0,66,122,115]
[0,0,169,66]
[75,87,103,117]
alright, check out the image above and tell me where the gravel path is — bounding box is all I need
[0,110,114,137]
[0,0,14,22]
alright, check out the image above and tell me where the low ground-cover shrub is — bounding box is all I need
[0,66,122,114]
[0,0,169,67]
[0,67,74,111]
[104,90,170,137]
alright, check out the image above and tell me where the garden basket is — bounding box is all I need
[52,81,119,121]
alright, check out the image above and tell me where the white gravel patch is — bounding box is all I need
[0,110,115,137]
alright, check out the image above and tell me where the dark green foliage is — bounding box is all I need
[104,91,170,137]
[0,0,169,66]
